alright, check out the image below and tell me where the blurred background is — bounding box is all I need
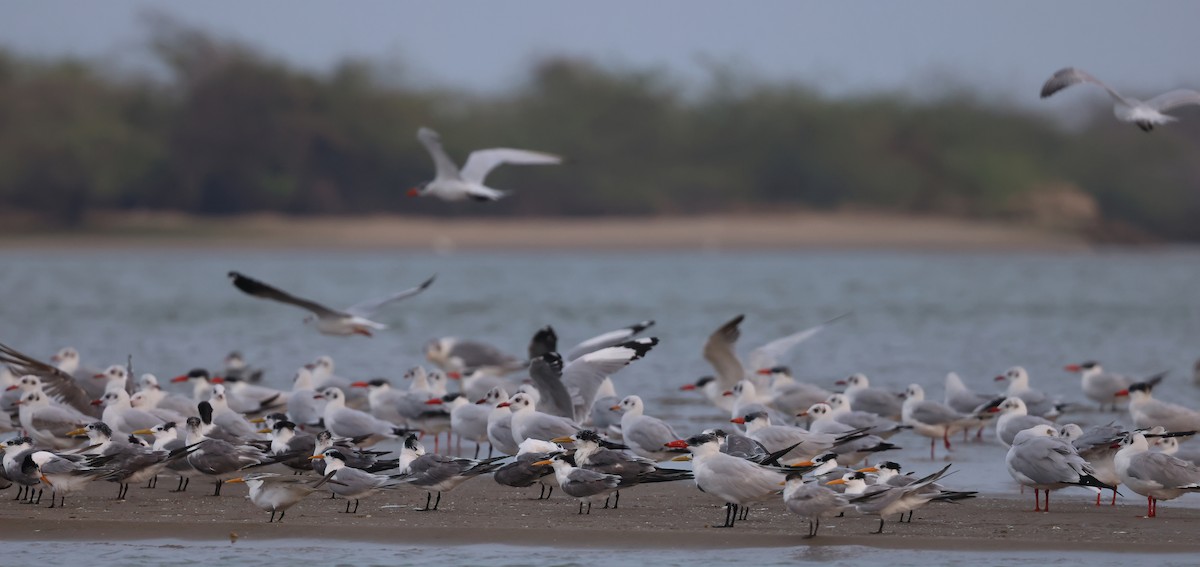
[1,0,1199,242]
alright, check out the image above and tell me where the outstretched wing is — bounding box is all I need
[228,272,343,318]
[746,313,850,372]
[704,315,746,389]
[344,274,436,317]
[562,338,659,421]
[528,354,575,420]
[417,127,461,181]
[460,148,562,185]
[0,342,97,416]
[565,320,655,361]
[1040,67,1131,105]
[1145,89,1200,112]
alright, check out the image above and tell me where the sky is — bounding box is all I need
[4,0,1200,107]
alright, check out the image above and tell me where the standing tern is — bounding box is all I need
[409,126,562,201]
[553,429,691,508]
[493,438,562,499]
[133,422,197,492]
[533,454,621,515]
[310,449,399,513]
[225,472,332,522]
[782,472,849,538]
[829,464,953,533]
[1115,432,1200,518]
[24,450,102,508]
[666,433,801,528]
[392,434,506,511]
[3,437,43,504]
[228,271,435,337]
[1005,425,1115,512]
[1041,67,1200,131]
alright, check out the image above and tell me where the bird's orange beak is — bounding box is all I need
[679,384,696,391]
[1115,389,1129,397]
[730,417,745,424]
[609,405,622,411]
[826,479,846,486]
[795,460,815,467]
[308,455,325,460]
[755,369,771,375]
[171,375,189,383]
[722,391,733,397]
[424,399,444,405]
[407,188,420,197]
[496,402,511,408]
[1064,364,1082,372]
[857,467,878,473]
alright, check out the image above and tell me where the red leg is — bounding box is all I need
[1110,489,1117,506]
[1096,491,1101,507]
[1033,488,1041,512]
[943,429,952,450]
[1146,496,1153,518]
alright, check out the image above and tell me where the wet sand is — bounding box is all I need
[0,212,1090,251]
[3,479,1198,552]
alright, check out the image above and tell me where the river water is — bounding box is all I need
[2,247,1200,562]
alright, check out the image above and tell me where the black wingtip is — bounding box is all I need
[628,320,656,334]
[420,274,437,289]
[619,337,659,360]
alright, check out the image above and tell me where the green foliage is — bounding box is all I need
[0,16,1198,239]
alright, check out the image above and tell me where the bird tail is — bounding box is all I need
[931,490,978,502]
[634,468,693,484]
[1071,473,1118,493]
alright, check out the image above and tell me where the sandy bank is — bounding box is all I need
[0,212,1091,252]
[2,477,1197,552]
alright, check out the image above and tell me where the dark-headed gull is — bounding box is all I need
[1041,67,1200,132]
[228,271,435,337]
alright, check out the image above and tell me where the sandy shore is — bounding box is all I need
[2,477,1197,552]
[0,212,1092,251]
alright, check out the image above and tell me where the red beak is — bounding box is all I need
[496,402,511,408]
[424,399,444,405]
[93,373,106,379]
[679,384,696,391]
[350,381,370,388]
[1064,364,1081,372]
[756,368,773,375]
[730,417,745,424]
[834,380,847,386]
[1114,389,1129,397]
[406,188,420,197]
[664,440,688,449]
[210,377,224,384]
[987,407,1001,413]
[994,375,1006,381]
[475,399,487,405]
[722,390,733,397]
[90,399,102,406]
[4,385,17,391]
[447,372,461,380]
[313,394,325,400]
[171,375,189,383]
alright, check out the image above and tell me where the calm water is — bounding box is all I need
[3,247,1200,498]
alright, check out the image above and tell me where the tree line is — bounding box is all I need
[1,15,1198,239]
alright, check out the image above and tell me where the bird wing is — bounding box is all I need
[344,274,437,317]
[1132,452,1200,488]
[911,401,964,426]
[626,416,679,452]
[459,148,562,185]
[0,343,97,416]
[561,338,658,420]
[746,313,849,372]
[417,127,462,181]
[1040,67,1132,105]
[704,315,747,389]
[1144,89,1200,112]
[528,355,575,419]
[228,272,344,318]
[564,320,655,361]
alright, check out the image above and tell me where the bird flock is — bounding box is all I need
[2,66,1200,540]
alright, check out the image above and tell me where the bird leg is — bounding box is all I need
[353,499,360,513]
[474,443,480,460]
[603,496,610,509]
[279,509,286,522]
[1045,490,1050,512]
[942,429,952,451]
[929,437,936,460]
[269,510,276,523]
[740,505,750,521]
[1110,489,1117,506]
[873,517,886,534]
[586,501,592,515]
[613,490,620,509]
[1033,488,1041,512]
[212,480,223,497]
[417,492,434,511]
[433,491,442,511]
[47,492,56,509]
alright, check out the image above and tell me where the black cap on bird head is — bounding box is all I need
[367,378,389,387]
[404,434,422,451]
[785,471,807,482]
[88,422,113,437]
[744,411,769,423]
[684,433,717,446]
[879,461,902,471]
[695,376,715,387]
[265,412,288,423]
[322,449,346,462]
[197,401,214,424]
[442,392,465,403]
[274,420,297,431]
[160,421,177,431]
[769,365,791,375]
[316,430,332,441]
[1128,382,1154,393]
[813,452,838,464]
[707,428,728,439]
[574,430,603,444]
[186,416,202,429]
[187,368,210,379]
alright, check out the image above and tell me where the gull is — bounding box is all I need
[725,380,789,424]
[493,438,561,500]
[943,372,997,415]
[93,365,135,395]
[46,346,105,398]
[611,395,687,461]
[529,320,658,362]
[284,365,325,428]
[310,449,398,513]
[782,473,849,538]
[836,374,903,420]
[228,271,435,337]
[171,368,219,403]
[1064,361,1133,411]
[534,453,622,515]
[737,411,857,463]
[505,392,580,445]
[1115,431,1200,517]
[702,314,847,407]
[527,338,659,422]
[798,404,899,464]
[351,377,431,429]
[1041,67,1200,132]
[484,387,520,456]
[1005,425,1115,512]
[425,337,526,376]
[225,472,331,522]
[588,377,623,438]
[1119,381,1200,433]
[1,343,100,418]
[318,387,410,447]
[1059,423,1124,506]
[900,384,978,459]
[995,367,1062,418]
[552,429,691,508]
[828,464,953,533]
[218,376,286,415]
[24,450,101,508]
[134,374,197,418]
[680,376,730,413]
[445,392,491,459]
[222,351,264,384]
[823,393,908,439]
[409,126,562,201]
[95,389,181,435]
[206,385,266,440]
[666,432,796,527]
[756,366,832,417]
[309,430,398,476]
[392,434,506,511]
[16,389,91,450]
[992,397,1055,447]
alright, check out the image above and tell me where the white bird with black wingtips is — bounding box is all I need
[408,126,562,202]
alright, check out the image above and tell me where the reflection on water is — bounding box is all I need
[5,539,1196,567]
[2,248,1200,498]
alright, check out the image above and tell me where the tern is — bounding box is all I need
[782,473,849,538]
[1041,67,1200,132]
[409,126,562,201]
[228,271,435,337]
[493,438,562,500]
[553,429,691,508]
[392,434,506,511]
[667,433,801,528]
[310,449,399,513]
[225,472,332,522]
[533,454,621,515]
[829,464,954,534]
